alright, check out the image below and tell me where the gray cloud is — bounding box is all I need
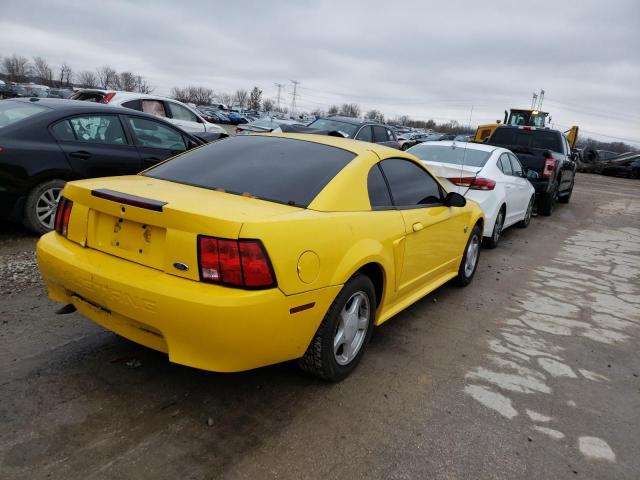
[1,0,638,143]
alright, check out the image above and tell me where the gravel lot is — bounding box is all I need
[1,173,638,479]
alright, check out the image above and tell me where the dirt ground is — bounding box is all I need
[1,173,638,479]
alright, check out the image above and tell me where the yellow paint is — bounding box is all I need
[37,133,483,372]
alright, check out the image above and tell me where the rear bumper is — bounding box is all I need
[37,232,341,372]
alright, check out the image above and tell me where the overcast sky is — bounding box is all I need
[1,0,638,144]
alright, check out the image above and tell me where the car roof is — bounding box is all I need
[261,132,403,156]
[323,115,388,127]
[421,140,499,153]
[6,97,150,114]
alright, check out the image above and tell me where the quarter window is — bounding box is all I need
[167,102,198,122]
[380,159,442,207]
[367,165,393,208]
[127,117,186,151]
[67,115,126,145]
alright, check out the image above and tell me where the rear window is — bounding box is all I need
[491,128,562,153]
[145,136,355,208]
[0,101,49,128]
[306,119,358,138]
[409,143,492,167]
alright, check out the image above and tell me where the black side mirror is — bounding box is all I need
[444,191,466,207]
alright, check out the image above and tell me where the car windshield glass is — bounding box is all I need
[491,128,562,153]
[306,119,358,138]
[145,136,355,207]
[0,101,48,128]
[408,144,491,167]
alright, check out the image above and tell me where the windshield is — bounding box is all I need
[145,136,355,208]
[491,128,562,153]
[408,143,492,167]
[306,119,358,138]
[0,101,49,128]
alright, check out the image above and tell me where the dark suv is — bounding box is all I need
[486,125,576,215]
[303,116,400,149]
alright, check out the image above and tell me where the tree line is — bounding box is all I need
[0,53,153,93]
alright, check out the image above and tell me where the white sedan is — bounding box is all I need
[408,141,536,248]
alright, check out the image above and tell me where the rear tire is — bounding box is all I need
[23,179,66,235]
[482,206,505,249]
[298,274,376,382]
[455,224,481,287]
[516,196,535,228]
[537,182,558,216]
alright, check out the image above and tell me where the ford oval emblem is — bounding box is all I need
[173,262,189,271]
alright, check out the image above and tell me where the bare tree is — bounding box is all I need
[135,76,154,94]
[339,103,360,118]
[1,54,31,83]
[327,105,339,115]
[32,56,53,86]
[365,109,385,123]
[59,63,73,87]
[262,98,275,112]
[311,109,325,118]
[233,89,248,109]
[96,65,118,89]
[77,70,98,88]
[170,85,213,105]
[247,86,262,110]
[117,71,137,91]
[215,92,232,106]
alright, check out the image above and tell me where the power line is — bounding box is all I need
[274,83,285,110]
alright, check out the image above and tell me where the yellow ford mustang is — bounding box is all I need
[37,133,483,381]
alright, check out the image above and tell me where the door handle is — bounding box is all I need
[412,222,424,232]
[69,151,92,160]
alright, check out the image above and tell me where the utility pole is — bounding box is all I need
[537,89,545,110]
[290,80,300,117]
[274,83,285,110]
[531,92,538,109]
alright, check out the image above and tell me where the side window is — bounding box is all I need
[355,125,373,142]
[122,99,142,111]
[68,115,126,145]
[509,154,523,177]
[380,159,442,207]
[141,100,167,118]
[386,128,395,141]
[367,164,393,209]
[51,120,76,141]
[166,102,198,122]
[498,154,513,175]
[373,125,389,143]
[127,117,186,151]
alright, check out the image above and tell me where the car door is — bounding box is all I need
[355,125,373,143]
[165,100,205,133]
[508,153,532,220]
[496,153,521,225]
[124,115,189,169]
[373,125,399,148]
[50,114,142,178]
[380,158,466,294]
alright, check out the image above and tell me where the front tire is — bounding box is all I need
[23,179,66,235]
[298,274,376,381]
[455,224,481,287]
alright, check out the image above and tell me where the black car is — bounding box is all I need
[485,125,576,215]
[303,116,400,149]
[0,98,215,234]
[601,158,640,179]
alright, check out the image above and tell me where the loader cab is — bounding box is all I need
[505,109,549,128]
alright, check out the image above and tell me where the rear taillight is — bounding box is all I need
[100,92,116,104]
[543,155,557,178]
[198,236,275,289]
[447,176,496,190]
[54,197,73,236]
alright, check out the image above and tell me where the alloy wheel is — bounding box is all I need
[464,233,480,277]
[333,291,370,366]
[36,187,62,230]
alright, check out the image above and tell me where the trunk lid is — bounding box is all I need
[420,160,482,180]
[63,175,299,281]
